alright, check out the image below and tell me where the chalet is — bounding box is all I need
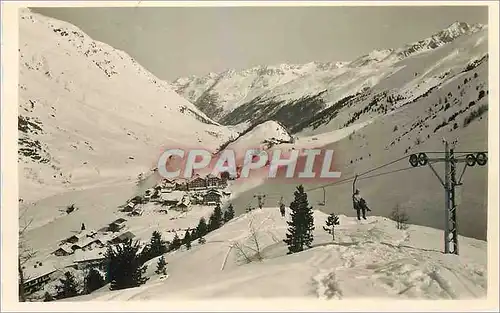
[109,231,135,245]
[191,194,204,205]
[69,238,103,252]
[74,249,107,270]
[175,202,189,211]
[52,245,73,257]
[122,202,136,212]
[203,189,222,205]
[206,174,220,188]
[23,261,57,295]
[160,191,186,206]
[188,176,207,190]
[60,230,97,245]
[108,218,127,233]
[129,207,144,216]
[161,178,175,188]
[144,188,156,200]
[174,179,189,191]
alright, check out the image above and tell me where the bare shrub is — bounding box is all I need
[390,204,409,230]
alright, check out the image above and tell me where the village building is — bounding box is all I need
[129,207,144,216]
[160,191,187,206]
[174,179,189,191]
[203,189,222,205]
[109,231,135,245]
[188,176,207,190]
[52,245,73,257]
[161,178,175,188]
[69,237,104,252]
[73,249,107,271]
[122,201,136,213]
[22,261,58,295]
[205,174,220,188]
[60,230,97,245]
[108,218,127,233]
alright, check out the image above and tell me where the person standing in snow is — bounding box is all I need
[353,189,371,220]
[279,203,286,217]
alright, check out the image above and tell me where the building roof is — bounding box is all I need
[205,189,222,196]
[189,176,206,183]
[53,244,73,254]
[23,260,58,284]
[111,218,127,225]
[74,248,107,263]
[160,191,187,201]
[113,231,135,242]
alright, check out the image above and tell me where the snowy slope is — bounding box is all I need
[18,8,238,203]
[172,22,487,133]
[229,53,489,240]
[66,208,487,301]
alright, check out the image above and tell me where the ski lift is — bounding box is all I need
[318,187,326,206]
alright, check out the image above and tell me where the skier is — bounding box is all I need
[81,223,86,231]
[279,203,286,218]
[353,189,371,220]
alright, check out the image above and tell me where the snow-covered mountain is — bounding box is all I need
[18,8,238,203]
[172,21,487,131]
[16,10,490,305]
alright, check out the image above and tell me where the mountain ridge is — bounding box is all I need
[171,21,487,126]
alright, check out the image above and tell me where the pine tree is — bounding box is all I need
[195,217,208,239]
[208,204,223,231]
[55,271,79,299]
[170,233,182,250]
[223,204,235,222]
[155,256,168,275]
[84,267,105,294]
[146,231,167,259]
[323,213,340,241]
[182,230,192,250]
[106,239,148,290]
[283,185,315,254]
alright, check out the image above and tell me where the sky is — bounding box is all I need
[32,5,488,81]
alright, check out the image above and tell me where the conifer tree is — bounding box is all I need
[170,233,182,250]
[84,267,105,294]
[183,230,192,250]
[223,204,235,222]
[323,213,340,241]
[208,204,223,231]
[283,185,315,254]
[106,239,148,290]
[146,230,167,259]
[195,217,208,239]
[55,271,79,299]
[155,255,168,275]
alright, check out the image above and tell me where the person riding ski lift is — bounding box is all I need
[353,189,371,220]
